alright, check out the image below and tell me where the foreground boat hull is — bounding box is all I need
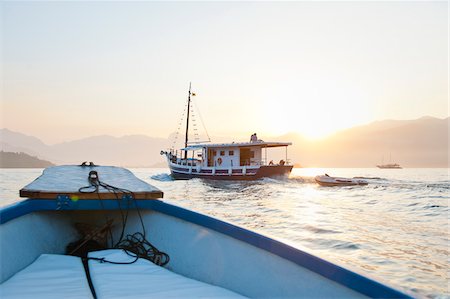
[0,199,412,298]
[170,165,293,180]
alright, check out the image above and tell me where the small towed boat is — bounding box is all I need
[315,174,369,187]
[0,165,410,298]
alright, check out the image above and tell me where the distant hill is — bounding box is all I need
[0,116,448,167]
[0,129,170,167]
[0,151,54,168]
[277,116,449,167]
[0,128,51,160]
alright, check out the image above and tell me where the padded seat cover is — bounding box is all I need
[88,249,246,298]
[0,254,93,299]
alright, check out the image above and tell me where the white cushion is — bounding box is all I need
[88,249,246,298]
[0,254,93,299]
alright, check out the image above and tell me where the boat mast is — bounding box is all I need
[184,82,192,159]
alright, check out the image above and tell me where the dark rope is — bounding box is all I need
[83,250,139,265]
[77,169,169,266]
[81,257,98,299]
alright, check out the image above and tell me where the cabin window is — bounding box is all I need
[229,150,234,156]
[250,151,255,158]
[220,151,225,156]
[212,150,217,156]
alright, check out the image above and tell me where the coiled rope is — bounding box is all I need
[76,167,170,267]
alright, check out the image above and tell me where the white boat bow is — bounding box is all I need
[0,165,411,298]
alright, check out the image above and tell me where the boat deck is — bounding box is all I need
[1,249,245,298]
[19,165,163,200]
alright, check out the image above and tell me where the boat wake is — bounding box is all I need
[259,177,289,184]
[352,176,384,180]
[288,176,316,184]
[150,173,174,182]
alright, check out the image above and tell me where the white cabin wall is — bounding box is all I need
[212,147,239,168]
[234,148,241,167]
[201,146,268,167]
[208,147,266,167]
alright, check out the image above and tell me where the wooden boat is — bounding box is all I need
[161,84,293,180]
[315,174,369,187]
[161,141,293,180]
[0,165,411,298]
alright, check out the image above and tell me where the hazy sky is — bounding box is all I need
[1,1,448,144]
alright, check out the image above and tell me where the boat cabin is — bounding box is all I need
[167,141,292,168]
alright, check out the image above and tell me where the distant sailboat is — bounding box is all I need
[377,163,402,169]
[377,154,402,169]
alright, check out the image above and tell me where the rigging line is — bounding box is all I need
[192,97,211,142]
[190,108,200,142]
[172,106,187,149]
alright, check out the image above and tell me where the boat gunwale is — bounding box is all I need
[0,198,412,298]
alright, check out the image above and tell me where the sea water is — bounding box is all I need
[1,168,448,298]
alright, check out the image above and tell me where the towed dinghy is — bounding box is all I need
[0,165,410,298]
[315,174,369,187]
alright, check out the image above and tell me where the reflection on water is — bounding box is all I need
[145,167,449,298]
[1,167,449,298]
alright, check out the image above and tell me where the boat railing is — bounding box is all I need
[171,157,202,167]
[260,159,291,166]
[168,155,291,168]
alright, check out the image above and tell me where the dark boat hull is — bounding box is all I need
[170,165,293,180]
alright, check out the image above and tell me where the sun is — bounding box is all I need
[261,81,372,140]
[262,110,340,140]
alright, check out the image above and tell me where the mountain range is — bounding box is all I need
[1,116,448,167]
[277,116,449,167]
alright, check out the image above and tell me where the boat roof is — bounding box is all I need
[182,141,292,151]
